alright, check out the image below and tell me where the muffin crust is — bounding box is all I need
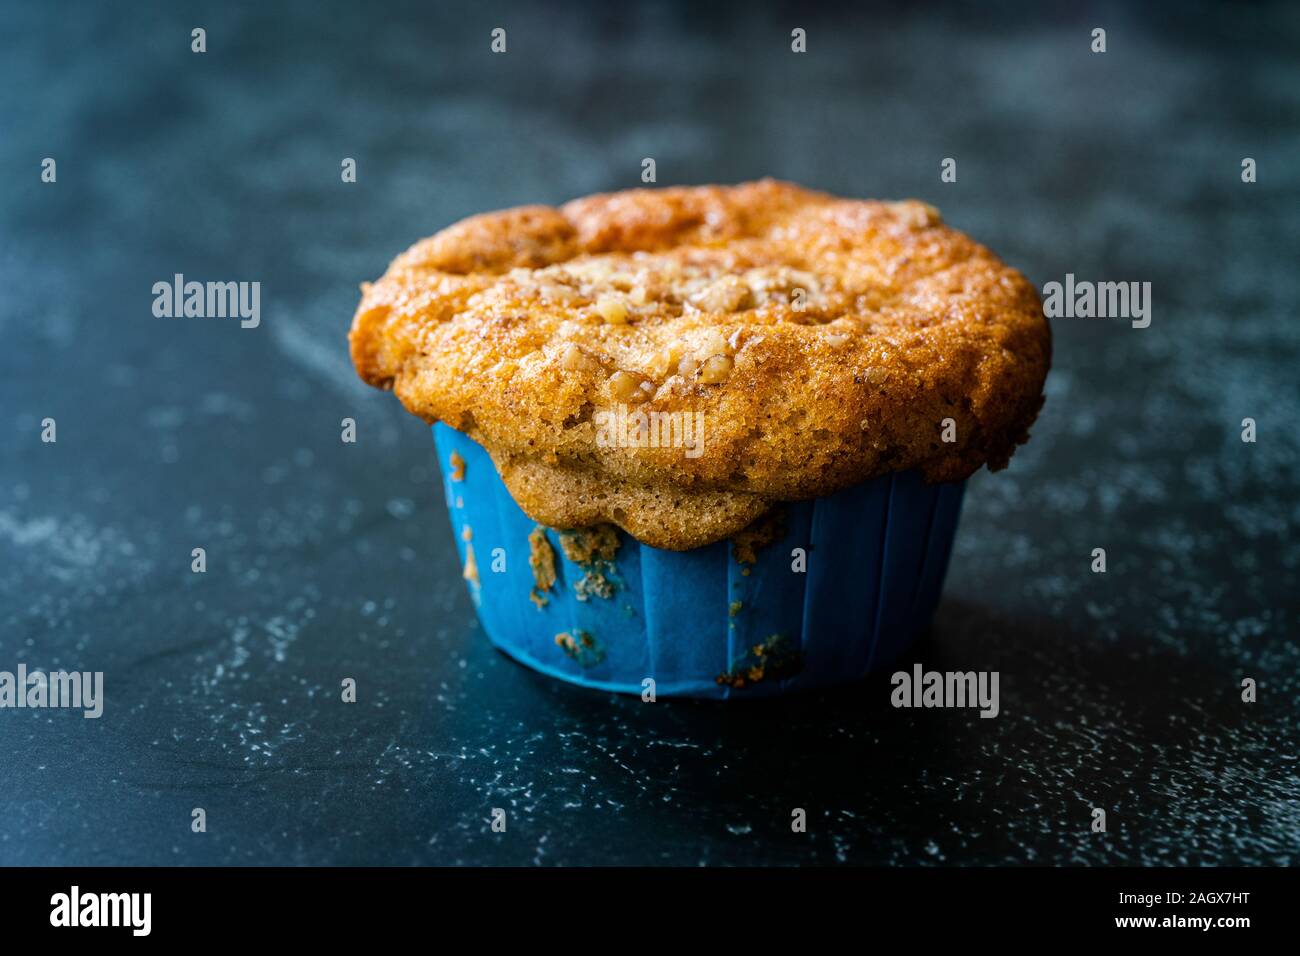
[350,180,1050,550]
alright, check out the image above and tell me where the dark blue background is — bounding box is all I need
[1,0,1297,865]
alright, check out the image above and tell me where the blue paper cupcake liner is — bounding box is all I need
[434,423,965,699]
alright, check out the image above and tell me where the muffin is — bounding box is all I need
[349,180,1050,698]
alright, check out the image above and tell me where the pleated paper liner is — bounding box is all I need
[434,423,964,699]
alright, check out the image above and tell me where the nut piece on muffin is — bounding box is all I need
[349,179,1050,550]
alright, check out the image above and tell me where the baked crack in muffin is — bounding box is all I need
[350,179,1050,551]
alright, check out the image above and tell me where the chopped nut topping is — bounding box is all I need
[698,329,731,358]
[594,296,629,324]
[559,342,599,372]
[648,342,686,379]
[698,354,734,384]
[885,200,941,229]
[609,369,654,403]
[691,275,754,313]
[471,252,839,318]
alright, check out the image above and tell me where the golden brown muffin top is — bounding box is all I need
[349,180,1050,550]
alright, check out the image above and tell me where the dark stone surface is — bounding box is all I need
[1,0,1296,865]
